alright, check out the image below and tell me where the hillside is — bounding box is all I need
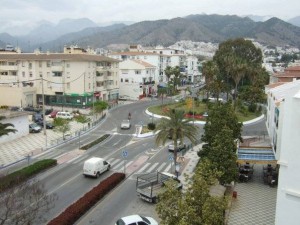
[55,14,300,49]
[1,14,300,51]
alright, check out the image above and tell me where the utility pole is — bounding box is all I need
[41,78,47,149]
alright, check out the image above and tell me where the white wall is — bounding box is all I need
[275,91,300,225]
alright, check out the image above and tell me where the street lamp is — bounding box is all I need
[41,77,47,149]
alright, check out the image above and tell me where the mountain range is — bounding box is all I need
[1,14,300,52]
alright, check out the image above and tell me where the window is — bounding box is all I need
[12,71,17,76]
[47,61,51,67]
[39,61,42,68]
[29,72,33,77]
[53,72,62,77]
[67,83,70,90]
[125,79,129,83]
[121,78,123,82]
[22,71,25,77]
[29,63,32,69]
[66,63,70,68]
[135,70,141,74]
[39,72,42,78]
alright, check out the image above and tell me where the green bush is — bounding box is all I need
[0,159,57,193]
[80,134,110,150]
[248,103,257,113]
[147,122,156,130]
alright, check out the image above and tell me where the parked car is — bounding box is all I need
[33,113,43,122]
[56,111,73,120]
[49,110,59,118]
[115,215,158,225]
[36,120,54,129]
[121,119,131,129]
[29,123,42,133]
[45,108,53,115]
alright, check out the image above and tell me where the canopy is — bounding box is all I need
[237,147,277,165]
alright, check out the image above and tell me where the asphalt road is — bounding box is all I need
[31,98,267,224]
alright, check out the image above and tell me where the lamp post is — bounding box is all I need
[41,77,47,149]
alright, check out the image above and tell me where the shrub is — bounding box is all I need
[47,173,125,225]
[248,103,257,113]
[147,122,156,130]
[0,159,57,193]
[80,134,110,150]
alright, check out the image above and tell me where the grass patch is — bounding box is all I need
[148,102,260,122]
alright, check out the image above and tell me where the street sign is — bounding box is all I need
[168,154,173,161]
[122,150,128,158]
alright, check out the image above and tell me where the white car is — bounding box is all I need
[115,215,158,225]
[121,119,131,129]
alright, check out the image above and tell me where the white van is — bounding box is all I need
[83,157,110,178]
[56,111,73,119]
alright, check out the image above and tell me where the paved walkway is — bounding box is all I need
[228,164,277,225]
[0,119,86,167]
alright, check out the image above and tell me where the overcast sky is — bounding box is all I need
[1,0,299,28]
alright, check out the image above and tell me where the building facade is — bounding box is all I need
[266,80,300,225]
[0,46,120,109]
[119,59,156,100]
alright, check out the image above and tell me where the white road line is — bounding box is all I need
[112,160,134,171]
[109,158,121,166]
[136,162,151,174]
[164,163,172,172]
[156,162,167,172]
[145,162,159,173]
[71,154,90,164]
[48,173,82,195]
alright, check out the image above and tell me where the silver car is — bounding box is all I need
[121,119,131,129]
[29,123,42,133]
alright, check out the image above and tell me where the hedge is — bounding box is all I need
[0,159,57,193]
[48,172,125,225]
[80,134,110,150]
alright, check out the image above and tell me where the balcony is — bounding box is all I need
[51,65,63,71]
[0,65,18,71]
[105,84,115,89]
[97,66,113,72]
[50,83,64,92]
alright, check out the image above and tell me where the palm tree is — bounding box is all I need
[155,109,198,175]
[0,116,17,137]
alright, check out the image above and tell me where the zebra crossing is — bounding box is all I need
[107,157,172,174]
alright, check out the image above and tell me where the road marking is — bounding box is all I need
[71,154,90,164]
[145,162,159,173]
[112,160,134,171]
[113,139,122,146]
[156,162,167,172]
[48,173,82,195]
[164,163,172,172]
[135,162,151,174]
[110,158,121,166]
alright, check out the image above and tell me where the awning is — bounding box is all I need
[237,147,277,165]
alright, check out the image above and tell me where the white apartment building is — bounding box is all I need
[109,51,169,84]
[109,45,202,85]
[0,46,120,109]
[266,80,300,225]
[119,60,156,100]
